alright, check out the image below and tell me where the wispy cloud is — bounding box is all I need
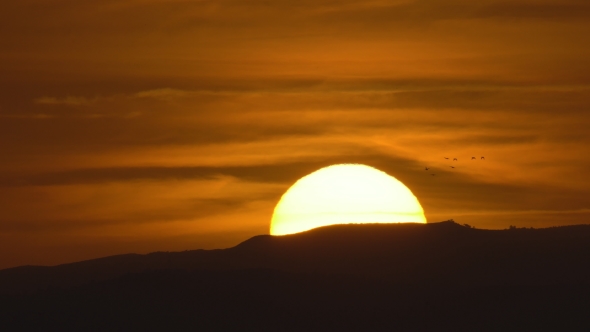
[133,88,191,100]
[35,96,92,106]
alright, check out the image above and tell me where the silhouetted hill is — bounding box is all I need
[3,221,590,293]
[2,221,590,330]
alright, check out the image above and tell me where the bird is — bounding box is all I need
[425,167,429,170]
[450,166,455,168]
[444,157,449,160]
[471,157,476,160]
[481,156,485,160]
[453,158,457,161]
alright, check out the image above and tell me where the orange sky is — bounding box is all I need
[1,0,590,269]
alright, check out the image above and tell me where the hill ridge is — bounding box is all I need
[2,220,590,294]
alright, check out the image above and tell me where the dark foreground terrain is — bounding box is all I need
[2,221,590,331]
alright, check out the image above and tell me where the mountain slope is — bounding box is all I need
[2,221,590,293]
[3,221,590,331]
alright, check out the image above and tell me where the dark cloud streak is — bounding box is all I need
[0,155,417,187]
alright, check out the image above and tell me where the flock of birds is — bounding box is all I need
[425,156,485,176]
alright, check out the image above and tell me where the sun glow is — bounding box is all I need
[270,164,426,235]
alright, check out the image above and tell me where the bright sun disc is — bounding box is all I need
[270,164,426,235]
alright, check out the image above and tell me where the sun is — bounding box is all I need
[270,164,426,235]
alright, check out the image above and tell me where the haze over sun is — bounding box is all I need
[1,0,590,269]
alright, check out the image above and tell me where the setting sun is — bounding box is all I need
[270,164,426,235]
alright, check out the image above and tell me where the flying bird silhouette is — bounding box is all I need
[471,157,476,160]
[453,158,457,161]
[425,167,429,170]
[444,157,449,160]
[450,166,455,168]
[481,156,485,160]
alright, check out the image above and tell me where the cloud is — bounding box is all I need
[134,88,191,100]
[0,197,267,233]
[0,154,416,187]
[0,113,53,119]
[35,96,92,106]
[476,2,590,20]
[0,176,282,233]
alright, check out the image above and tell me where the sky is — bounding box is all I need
[1,0,590,269]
